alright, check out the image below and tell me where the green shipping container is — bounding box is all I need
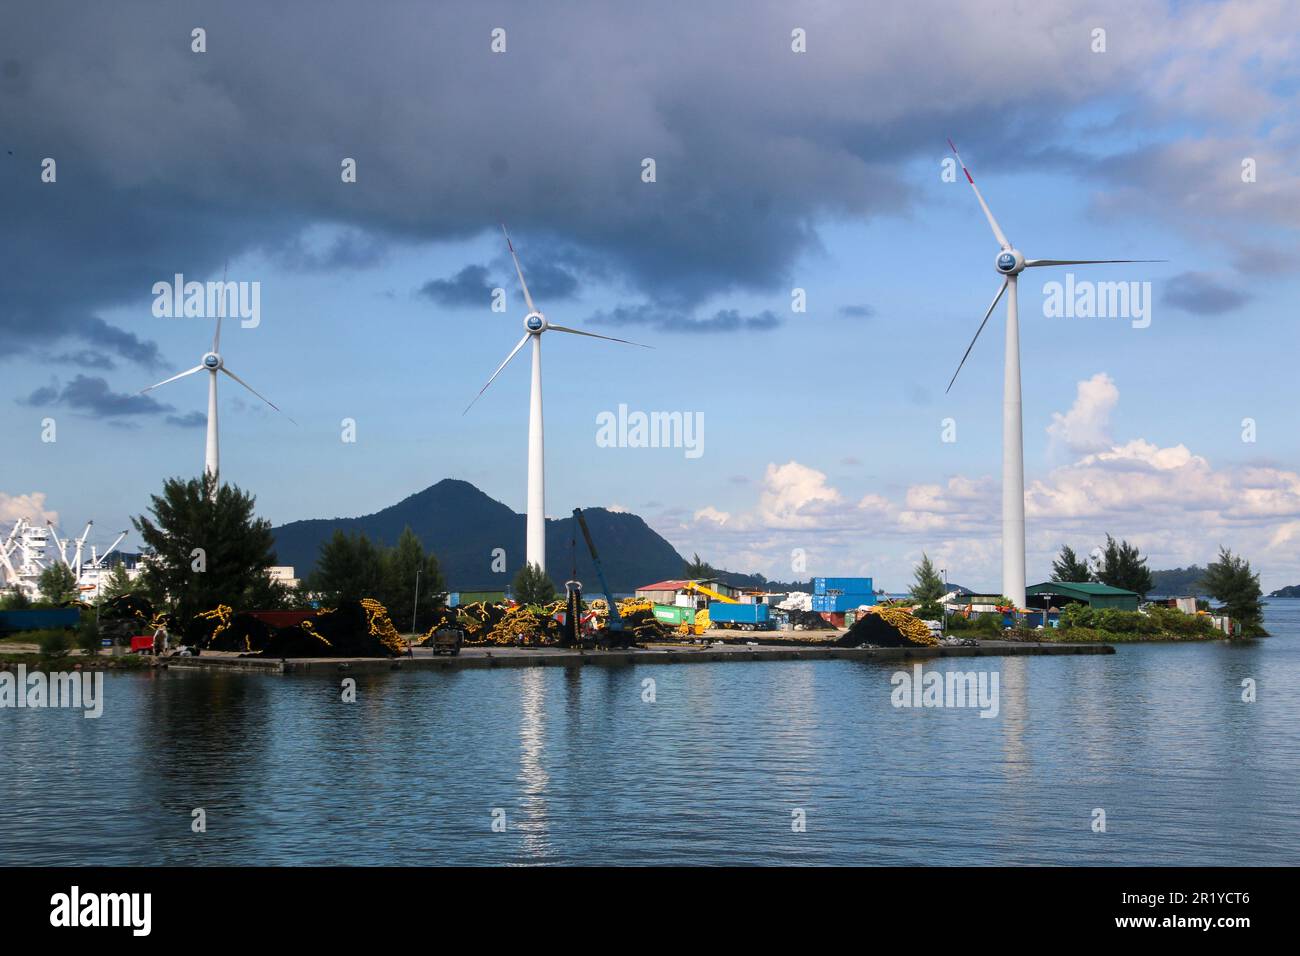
[653,604,695,625]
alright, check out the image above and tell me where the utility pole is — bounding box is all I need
[410,568,421,657]
[940,567,948,637]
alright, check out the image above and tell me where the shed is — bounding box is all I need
[1026,581,1139,611]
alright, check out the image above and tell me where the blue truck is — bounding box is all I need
[706,602,772,631]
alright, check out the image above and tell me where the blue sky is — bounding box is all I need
[3,1,1299,591]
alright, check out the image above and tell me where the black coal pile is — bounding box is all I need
[786,609,835,630]
[184,600,404,658]
[99,594,160,642]
[259,600,403,658]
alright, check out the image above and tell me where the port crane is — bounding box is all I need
[564,508,631,649]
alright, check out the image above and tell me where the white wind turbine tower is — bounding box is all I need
[944,138,1163,609]
[141,291,293,497]
[464,225,650,573]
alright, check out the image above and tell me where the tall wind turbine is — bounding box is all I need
[944,139,1162,609]
[141,298,293,496]
[465,225,649,573]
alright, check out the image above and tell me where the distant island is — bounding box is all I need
[1148,566,1207,595]
[1269,584,1300,598]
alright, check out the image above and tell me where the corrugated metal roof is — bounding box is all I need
[636,579,693,591]
[1027,581,1138,597]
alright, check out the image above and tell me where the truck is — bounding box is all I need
[706,602,772,631]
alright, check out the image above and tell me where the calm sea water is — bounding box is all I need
[3,600,1298,866]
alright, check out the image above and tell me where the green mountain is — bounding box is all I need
[1268,584,1300,598]
[271,478,689,594]
[1148,565,1208,596]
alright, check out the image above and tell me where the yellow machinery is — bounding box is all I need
[682,581,739,604]
[670,580,735,636]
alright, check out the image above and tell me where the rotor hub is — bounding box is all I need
[995,249,1025,275]
[202,351,222,370]
[524,311,547,334]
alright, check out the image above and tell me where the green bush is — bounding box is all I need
[1057,603,1217,639]
[77,620,103,657]
[38,629,72,658]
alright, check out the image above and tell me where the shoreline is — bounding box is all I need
[157,639,1113,674]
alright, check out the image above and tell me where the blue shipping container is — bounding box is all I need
[811,593,877,613]
[0,608,81,634]
[813,577,873,596]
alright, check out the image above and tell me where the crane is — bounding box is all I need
[571,508,630,649]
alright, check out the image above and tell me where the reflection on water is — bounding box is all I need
[517,668,551,861]
[2,601,1298,866]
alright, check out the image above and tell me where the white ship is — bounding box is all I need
[1,516,134,602]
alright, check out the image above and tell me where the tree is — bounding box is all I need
[310,530,386,604]
[1201,547,1266,636]
[38,563,78,604]
[1097,534,1154,597]
[308,527,445,627]
[512,561,556,605]
[99,561,137,602]
[0,589,32,610]
[379,527,446,631]
[683,552,718,579]
[1051,545,1093,583]
[909,553,946,603]
[132,473,279,623]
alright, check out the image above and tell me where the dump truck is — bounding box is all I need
[706,602,772,631]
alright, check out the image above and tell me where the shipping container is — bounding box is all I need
[0,608,81,634]
[812,577,873,595]
[652,604,696,626]
[810,592,877,612]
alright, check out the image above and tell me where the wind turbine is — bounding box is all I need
[464,225,650,573]
[141,284,293,497]
[944,139,1163,609]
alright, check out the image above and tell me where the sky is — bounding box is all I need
[3,0,1299,592]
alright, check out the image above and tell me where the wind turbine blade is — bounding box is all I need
[1024,258,1167,268]
[548,325,653,349]
[946,279,1009,394]
[140,365,204,393]
[220,366,297,424]
[500,223,536,313]
[947,138,1010,251]
[213,260,228,352]
[465,332,531,415]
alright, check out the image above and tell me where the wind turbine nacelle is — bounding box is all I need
[202,351,223,370]
[995,250,1025,275]
[524,312,547,334]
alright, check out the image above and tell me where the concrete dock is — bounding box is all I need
[160,638,1114,674]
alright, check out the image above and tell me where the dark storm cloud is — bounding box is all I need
[18,375,171,418]
[0,0,1169,369]
[165,410,207,428]
[45,349,116,370]
[1163,271,1252,315]
[419,265,495,307]
[265,230,389,273]
[590,303,780,333]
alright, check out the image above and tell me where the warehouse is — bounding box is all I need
[634,579,739,605]
[1025,582,1140,612]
